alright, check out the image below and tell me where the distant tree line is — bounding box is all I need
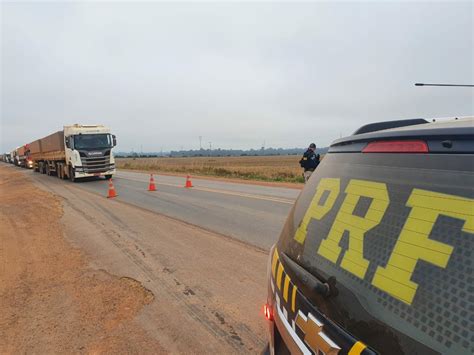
[115,147,328,158]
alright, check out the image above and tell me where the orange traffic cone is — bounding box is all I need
[148,174,157,191]
[185,175,193,188]
[107,179,118,198]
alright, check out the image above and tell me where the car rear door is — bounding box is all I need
[274,123,474,354]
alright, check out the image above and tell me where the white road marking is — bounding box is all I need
[116,175,296,205]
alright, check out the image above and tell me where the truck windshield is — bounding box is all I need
[74,134,112,150]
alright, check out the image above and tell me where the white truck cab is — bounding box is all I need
[64,124,117,180]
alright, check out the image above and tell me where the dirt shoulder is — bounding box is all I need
[0,165,164,354]
[1,164,269,353]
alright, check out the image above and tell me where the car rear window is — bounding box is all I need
[278,152,474,354]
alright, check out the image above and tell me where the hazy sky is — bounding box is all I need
[1,1,473,152]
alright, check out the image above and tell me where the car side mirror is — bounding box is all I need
[112,135,117,147]
[65,137,71,148]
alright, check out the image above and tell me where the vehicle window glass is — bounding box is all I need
[74,134,111,149]
[279,153,474,354]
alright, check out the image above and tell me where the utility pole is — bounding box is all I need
[199,136,202,150]
[208,142,212,157]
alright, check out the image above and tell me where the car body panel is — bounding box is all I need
[267,118,474,355]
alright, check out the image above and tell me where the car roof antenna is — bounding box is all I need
[415,83,474,87]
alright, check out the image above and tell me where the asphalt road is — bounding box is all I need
[26,169,300,250]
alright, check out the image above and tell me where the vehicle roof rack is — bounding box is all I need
[353,118,429,135]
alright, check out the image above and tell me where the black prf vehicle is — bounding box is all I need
[265,117,473,355]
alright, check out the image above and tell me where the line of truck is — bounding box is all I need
[1,124,117,181]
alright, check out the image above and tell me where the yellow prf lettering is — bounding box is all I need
[317,179,389,279]
[294,178,340,244]
[372,189,474,305]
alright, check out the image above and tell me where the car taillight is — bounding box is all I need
[362,140,429,153]
[264,304,273,321]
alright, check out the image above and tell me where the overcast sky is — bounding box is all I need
[1,1,473,152]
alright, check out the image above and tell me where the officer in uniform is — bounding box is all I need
[300,143,320,183]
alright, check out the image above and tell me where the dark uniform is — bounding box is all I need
[300,145,320,182]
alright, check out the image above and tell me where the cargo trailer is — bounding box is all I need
[29,124,117,181]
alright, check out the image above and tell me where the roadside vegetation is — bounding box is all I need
[116,155,311,183]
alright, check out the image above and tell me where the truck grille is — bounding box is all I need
[80,156,113,173]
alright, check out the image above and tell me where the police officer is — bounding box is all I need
[299,143,320,183]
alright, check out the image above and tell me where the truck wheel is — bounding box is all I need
[105,174,112,180]
[69,166,76,182]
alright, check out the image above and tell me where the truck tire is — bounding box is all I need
[69,166,76,182]
[105,174,112,180]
